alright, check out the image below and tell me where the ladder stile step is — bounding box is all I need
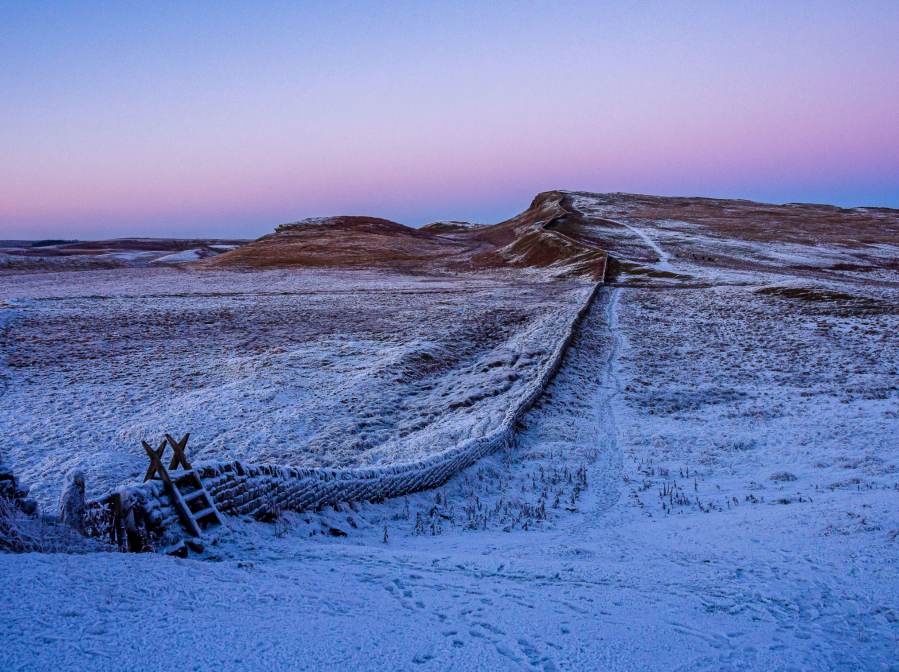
[193,507,216,520]
[183,489,205,503]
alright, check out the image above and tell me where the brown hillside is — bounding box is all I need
[465,191,609,278]
[199,216,489,271]
[195,190,898,281]
[420,221,489,234]
[202,193,611,279]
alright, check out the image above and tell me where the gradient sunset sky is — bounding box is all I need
[1,1,897,239]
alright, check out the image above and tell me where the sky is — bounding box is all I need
[1,1,897,240]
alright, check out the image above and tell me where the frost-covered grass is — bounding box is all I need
[616,284,899,502]
[2,282,897,670]
[0,494,103,554]
[0,266,590,506]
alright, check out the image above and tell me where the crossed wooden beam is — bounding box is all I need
[140,433,210,538]
[142,433,191,483]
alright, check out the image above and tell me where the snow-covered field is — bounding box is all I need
[1,194,898,671]
[0,267,590,505]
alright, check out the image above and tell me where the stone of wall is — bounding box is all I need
[0,466,39,517]
[95,280,606,537]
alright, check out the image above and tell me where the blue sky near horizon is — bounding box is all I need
[1,1,897,239]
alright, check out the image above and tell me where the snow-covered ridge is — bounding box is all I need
[425,220,488,229]
[420,220,490,233]
[276,216,342,229]
[92,281,604,540]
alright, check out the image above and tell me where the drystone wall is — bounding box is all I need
[94,281,606,539]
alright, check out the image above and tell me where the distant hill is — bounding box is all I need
[201,190,899,281]
[420,220,490,234]
[0,237,252,272]
[200,192,611,280]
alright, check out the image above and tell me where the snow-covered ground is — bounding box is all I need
[1,198,898,670]
[0,266,590,505]
[2,277,897,670]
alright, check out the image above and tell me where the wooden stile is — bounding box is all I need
[140,434,223,538]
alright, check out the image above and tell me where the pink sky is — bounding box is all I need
[1,1,897,239]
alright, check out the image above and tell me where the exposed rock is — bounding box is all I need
[19,499,38,516]
[0,468,39,518]
[165,541,188,558]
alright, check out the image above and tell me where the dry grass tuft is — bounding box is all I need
[0,495,107,554]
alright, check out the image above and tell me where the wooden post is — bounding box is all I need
[118,486,143,552]
[165,433,192,471]
[143,439,168,482]
[111,492,125,548]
